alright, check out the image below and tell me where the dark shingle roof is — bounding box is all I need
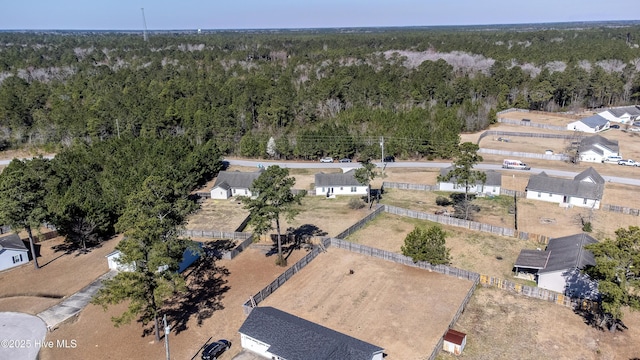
[212,171,262,190]
[579,135,619,156]
[238,307,383,360]
[526,168,604,200]
[315,170,363,187]
[514,249,551,269]
[438,167,501,187]
[605,105,640,118]
[0,233,27,251]
[577,114,609,129]
[539,233,598,273]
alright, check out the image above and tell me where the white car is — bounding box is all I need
[629,127,640,132]
[320,157,333,163]
[618,159,637,166]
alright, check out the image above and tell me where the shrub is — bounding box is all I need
[582,221,592,232]
[348,197,365,210]
[435,196,452,206]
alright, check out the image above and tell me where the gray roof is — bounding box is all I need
[539,233,598,274]
[315,170,363,187]
[526,168,604,200]
[577,114,609,129]
[212,171,262,190]
[439,167,501,187]
[605,105,640,118]
[514,249,551,269]
[238,307,384,360]
[579,135,619,156]
[0,233,27,251]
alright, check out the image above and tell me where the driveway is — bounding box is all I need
[0,312,47,360]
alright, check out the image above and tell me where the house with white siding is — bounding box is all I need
[525,167,604,209]
[597,105,640,124]
[578,135,619,163]
[514,233,599,298]
[438,167,501,195]
[210,170,263,199]
[239,306,384,360]
[315,170,368,197]
[0,233,29,272]
[567,115,610,133]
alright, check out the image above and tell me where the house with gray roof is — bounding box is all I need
[0,233,29,271]
[567,114,610,133]
[210,170,263,199]
[514,233,599,298]
[239,306,384,360]
[598,105,640,124]
[525,167,604,209]
[438,167,501,195]
[315,170,368,197]
[578,135,619,163]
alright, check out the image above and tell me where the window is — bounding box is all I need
[583,198,588,205]
[12,254,22,264]
[549,193,552,197]
[340,187,343,191]
[351,187,356,192]
[538,192,541,198]
[322,187,325,193]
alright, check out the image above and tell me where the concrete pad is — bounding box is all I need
[0,312,47,360]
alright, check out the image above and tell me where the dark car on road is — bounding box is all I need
[383,156,395,162]
[202,339,231,360]
[339,158,352,163]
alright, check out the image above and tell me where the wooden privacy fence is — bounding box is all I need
[499,188,527,198]
[382,182,438,191]
[497,118,567,131]
[335,205,385,239]
[601,204,640,216]
[479,148,568,161]
[222,234,254,260]
[179,229,252,240]
[477,130,579,144]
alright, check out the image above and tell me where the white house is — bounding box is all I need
[567,114,610,133]
[314,170,368,197]
[578,135,619,163]
[210,170,263,199]
[514,233,599,298]
[525,167,604,209]
[238,306,384,360]
[597,105,640,124]
[0,233,29,272]
[438,167,501,195]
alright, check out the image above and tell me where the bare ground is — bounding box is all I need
[259,247,475,360]
[185,197,249,232]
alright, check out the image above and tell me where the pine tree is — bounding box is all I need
[401,225,451,265]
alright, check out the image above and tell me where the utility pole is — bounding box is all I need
[163,314,170,360]
[115,119,120,139]
[141,8,148,42]
[379,136,384,163]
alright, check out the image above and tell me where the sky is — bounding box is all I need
[1,0,638,30]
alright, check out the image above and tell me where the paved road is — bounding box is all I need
[0,312,47,360]
[225,159,640,187]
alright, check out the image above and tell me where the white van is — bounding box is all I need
[502,159,530,170]
[603,155,623,164]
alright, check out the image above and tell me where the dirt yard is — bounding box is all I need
[185,197,250,232]
[259,247,476,360]
[437,287,640,360]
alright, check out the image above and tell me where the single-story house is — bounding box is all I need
[443,329,467,355]
[0,233,29,271]
[315,170,368,197]
[514,233,599,298]
[239,306,384,360]
[438,167,501,195]
[210,170,263,199]
[578,135,619,163]
[106,242,202,273]
[567,115,610,133]
[525,167,604,209]
[597,105,640,124]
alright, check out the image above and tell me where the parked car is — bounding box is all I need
[630,127,640,132]
[618,159,637,166]
[497,137,510,142]
[320,157,334,163]
[383,156,395,162]
[610,124,620,129]
[603,155,623,163]
[202,339,231,360]
[339,158,352,163]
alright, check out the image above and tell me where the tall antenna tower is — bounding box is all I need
[141,8,148,42]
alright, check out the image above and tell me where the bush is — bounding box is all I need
[348,197,365,210]
[582,221,592,232]
[435,196,452,206]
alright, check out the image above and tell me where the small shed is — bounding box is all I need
[443,329,467,355]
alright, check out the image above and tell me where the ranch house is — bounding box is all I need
[514,233,599,298]
[315,170,368,197]
[577,135,619,163]
[525,167,604,209]
[438,167,501,195]
[597,105,640,124]
[210,170,263,199]
[0,233,29,272]
[238,306,384,360]
[567,115,610,133]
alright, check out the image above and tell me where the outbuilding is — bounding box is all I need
[443,329,467,355]
[0,233,29,272]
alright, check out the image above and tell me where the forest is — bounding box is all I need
[1,23,640,160]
